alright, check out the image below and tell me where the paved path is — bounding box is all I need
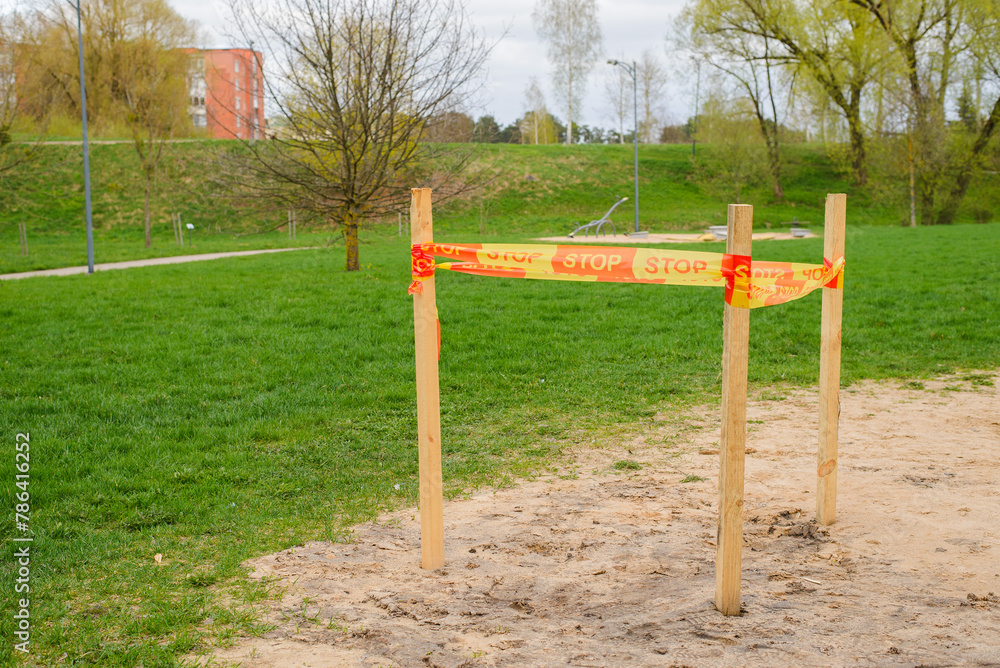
[0,247,317,281]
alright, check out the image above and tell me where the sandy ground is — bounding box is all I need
[536,231,814,245]
[202,373,999,667]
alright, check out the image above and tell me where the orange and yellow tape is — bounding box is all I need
[409,243,843,309]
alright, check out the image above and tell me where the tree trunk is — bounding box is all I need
[756,117,784,200]
[345,221,360,271]
[935,93,1000,225]
[846,93,867,186]
[769,153,784,200]
[144,174,152,247]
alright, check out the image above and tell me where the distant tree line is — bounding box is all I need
[424,109,671,145]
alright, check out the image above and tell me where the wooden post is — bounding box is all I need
[817,194,846,525]
[288,209,292,239]
[411,188,445,570]
[19,220,28,256]
[715,203,752,616]
[172,214,179,245]
[178,213,184,247]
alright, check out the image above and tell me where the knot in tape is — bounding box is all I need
[408,245,436,295]
[823,256,845,289]
[721,253,752,308]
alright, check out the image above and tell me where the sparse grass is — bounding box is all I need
[681,475,708,483]
[612,459,643,471]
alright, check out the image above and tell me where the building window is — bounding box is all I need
[236,115,241,128]
[234,59,240,74]
[235,96,241,110]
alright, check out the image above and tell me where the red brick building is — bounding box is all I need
[187,48,265,140]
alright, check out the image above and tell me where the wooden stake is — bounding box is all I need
[288,209,292,239]
[178,213,184,247]
[19,220,28,256]
[715,203,752,616]
[172,214,179,245]
[411,187,445,570]
[817,194,846,525]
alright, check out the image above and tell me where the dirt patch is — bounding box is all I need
[201,373,1000,667]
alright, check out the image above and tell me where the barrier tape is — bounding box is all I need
[409,243,843,309]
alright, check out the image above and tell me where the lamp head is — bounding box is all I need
[607,59,619,65]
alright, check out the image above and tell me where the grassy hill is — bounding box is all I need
[2,139,998,273]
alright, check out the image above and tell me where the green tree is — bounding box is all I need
[684,0,886,185]
[935,0,1000,224]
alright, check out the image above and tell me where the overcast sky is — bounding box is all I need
[171,0,692,128]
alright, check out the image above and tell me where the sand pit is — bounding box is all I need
[204,373,999,667]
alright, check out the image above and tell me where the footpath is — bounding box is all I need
[0,248,316,281]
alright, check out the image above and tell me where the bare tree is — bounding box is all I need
[425,111,474,142]
[532,0,602,145]
[601,54,631,144]
[226,0,493,270]
[637,49,667,144]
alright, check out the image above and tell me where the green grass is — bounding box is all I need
[0,221,997,665]
[5,141,1000,275]
[1,136,998,664]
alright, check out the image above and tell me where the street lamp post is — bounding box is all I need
[692,58,702,159]
[608,59,639,234]
[67,0,94,273]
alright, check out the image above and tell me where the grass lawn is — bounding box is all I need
[5,141,1000,275]
[0,219,997,666]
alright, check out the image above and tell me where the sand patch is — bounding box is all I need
[201,373,999,667]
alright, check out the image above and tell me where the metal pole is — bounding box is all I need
[692,59,701,159]
[632,60,639,233]
[71,1,94,273]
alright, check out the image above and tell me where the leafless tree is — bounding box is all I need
[637,49,667,144]
[225,0,493,270]
[601,55,631,144]
[532,0,602,145]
